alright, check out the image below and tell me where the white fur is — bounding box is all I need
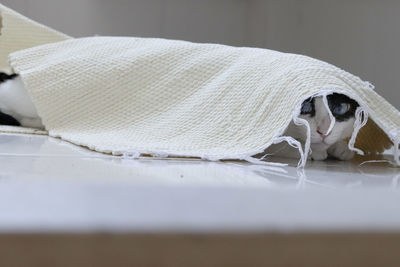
[266,97,355,161]
[0,77,43,128]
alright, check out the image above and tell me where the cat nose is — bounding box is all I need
[317,129,330,138]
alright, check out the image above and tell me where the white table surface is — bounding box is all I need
[0,133,399,233]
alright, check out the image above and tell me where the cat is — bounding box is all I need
[264,93,359,161]
[0,72,43,128]
[0,72,359,161]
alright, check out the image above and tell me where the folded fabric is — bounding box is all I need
[0,4,399,166]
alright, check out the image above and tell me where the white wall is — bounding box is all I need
[2,0,399,108]
[2,0,249,45]
[250,0,400,110]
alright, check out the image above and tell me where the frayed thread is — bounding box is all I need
[391,131,400,166]
[243,156,288,167]
[296,168,307,189]
[293,117,311,167]
[365,81,375,90]
[270,136,306,168]
[321,93,336,135]
[122,150,141,159]
[348,107,368,155]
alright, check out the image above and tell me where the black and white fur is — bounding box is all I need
[265,93,359,161]
[0,72,43,128]
[0,72,359,161]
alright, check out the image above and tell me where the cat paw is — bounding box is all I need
[311,149,328,161]
[328,140,355,161]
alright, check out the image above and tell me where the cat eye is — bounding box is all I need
[332,103,350,115]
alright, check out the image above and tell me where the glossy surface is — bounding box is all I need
[0,133,399,233]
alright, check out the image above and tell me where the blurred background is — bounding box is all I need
[3,0,400,109]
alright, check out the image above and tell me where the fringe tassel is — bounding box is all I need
[348,107,368,155]
[322,93,336,135]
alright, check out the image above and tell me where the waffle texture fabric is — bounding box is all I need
[1,4,399,164]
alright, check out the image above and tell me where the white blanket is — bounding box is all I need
[1,4,399,166]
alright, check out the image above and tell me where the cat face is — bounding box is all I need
[297,93,359,147]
